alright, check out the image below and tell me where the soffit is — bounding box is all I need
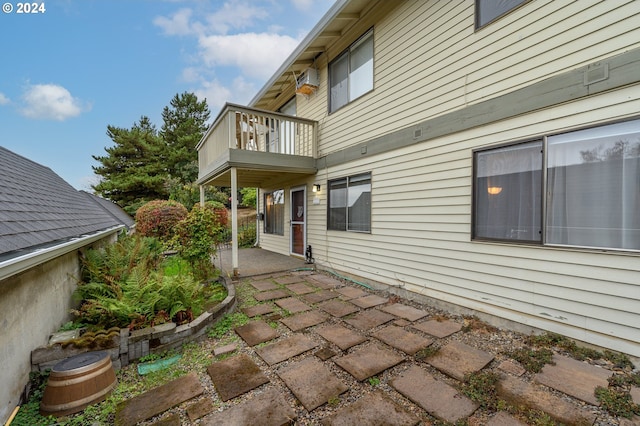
[250,0,379,111]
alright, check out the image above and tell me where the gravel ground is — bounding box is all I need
[132,270,637,426]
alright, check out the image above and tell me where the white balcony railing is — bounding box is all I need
[198,103,317,172]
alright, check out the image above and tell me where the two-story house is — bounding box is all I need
[197,0,640,358]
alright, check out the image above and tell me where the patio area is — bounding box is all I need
[112,250,634,425]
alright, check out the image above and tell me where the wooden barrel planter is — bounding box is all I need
[40,351,117,417]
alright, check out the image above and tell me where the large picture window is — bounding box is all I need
[476,0,527,29]
[473,119,640,251]
[546,121,640,250]
[329,29,373,113]
[328,173,371,232]
[264,190,284,235]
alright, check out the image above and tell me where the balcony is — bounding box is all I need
[197,103,318,188]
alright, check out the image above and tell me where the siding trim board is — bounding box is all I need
[318,46,640,170]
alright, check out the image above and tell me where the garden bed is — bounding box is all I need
[31,276,236,372]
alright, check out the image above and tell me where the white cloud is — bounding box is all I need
[193,76,256,111]
[198,32,299,79]
[153,8,200,36]
[204,1,268,34]
[20,84,89,121]
[0,93,9,105]
[290,0,314,11]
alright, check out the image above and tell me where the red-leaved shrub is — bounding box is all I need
[135,200,188,241]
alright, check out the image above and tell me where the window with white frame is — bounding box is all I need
[329,29,373,113]
[264,190,284,235]
[476,0,527,29]
[473,119,640,251]
[328,173,371,232]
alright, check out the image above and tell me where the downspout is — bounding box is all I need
[254,187,260,247]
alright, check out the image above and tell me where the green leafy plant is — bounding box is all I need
[415,345,440,361]
[462,371,500,410]
[595,386,640,418]
[11,371,56,426]
[507,347,554,373]
[207,313,249,339]
[368,376,381,386]
[172,204,223,280]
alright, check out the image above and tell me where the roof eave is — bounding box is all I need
[248,0,352,107]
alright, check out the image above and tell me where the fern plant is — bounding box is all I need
[72,233,214,329]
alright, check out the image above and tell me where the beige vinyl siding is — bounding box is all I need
[307,85,640,356]
[297,0,640,157]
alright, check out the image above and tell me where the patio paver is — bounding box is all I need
[335,286,368,300]
[256,334,319,366]
[115,373,203,426]
[392,365,478,424]
[427,341,494,381]
[280,310,328,331]
[317,299,359,317]
[307,274,343,289]
[275,296,311,313]
[334,345,404,381]
[344,309,396,330]
[243,304,275,317]
[321,392,419,426]
[186,398,214,422]
[380,303,429,322]
[350,294,388,309]
[316,323,367,350]
[412,319,462,338]
[275,275,303,285]
[201,388,296,426]
[372,325,433,355]
[302,289,340,304]
[535,354,612,405]
[286,282,315,295]
[277,357,349,411]
[206,354,270,401]
[487,412,527,426]
[250,280,278,291]
[497,374,597,425]
[254,289,290,302]
[234,320,278,346]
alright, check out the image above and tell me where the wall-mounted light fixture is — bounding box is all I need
[487,186,502,195]
[312,184,321,193]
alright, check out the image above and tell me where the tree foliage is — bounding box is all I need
[92,116,168,214]
[92,92,214,214]
[160,92,210,185]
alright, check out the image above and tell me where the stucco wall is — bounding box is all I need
[0,233,122,424]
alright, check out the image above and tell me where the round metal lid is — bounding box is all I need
[52,351,108,373]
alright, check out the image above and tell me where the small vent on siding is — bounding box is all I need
[584,63,609,86]
[413,127,423,140]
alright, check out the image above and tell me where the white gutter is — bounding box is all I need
[0,226,124,282]
[248,0,351,107]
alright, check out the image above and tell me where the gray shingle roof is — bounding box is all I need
[0,146,131,258]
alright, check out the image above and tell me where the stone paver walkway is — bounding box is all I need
[118,269,634,426]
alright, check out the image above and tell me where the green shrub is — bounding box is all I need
[172,204,223,280]
[135,200,188,241]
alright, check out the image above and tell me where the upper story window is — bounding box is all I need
[329,29,374,113]
[476,0,527,29]
[328,173,371,232]
[473,119,640,251]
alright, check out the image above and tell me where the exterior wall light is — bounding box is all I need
[313,184,321,193]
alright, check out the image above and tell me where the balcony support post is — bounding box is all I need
[199,185,205,207]
[231,166,239,277]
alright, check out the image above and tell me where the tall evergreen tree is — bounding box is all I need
[92,116,168,214]
[160,92,211,185]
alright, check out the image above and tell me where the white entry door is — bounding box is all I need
[290,187,306,256]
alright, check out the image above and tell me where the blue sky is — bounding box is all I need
[0,0,334,190]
